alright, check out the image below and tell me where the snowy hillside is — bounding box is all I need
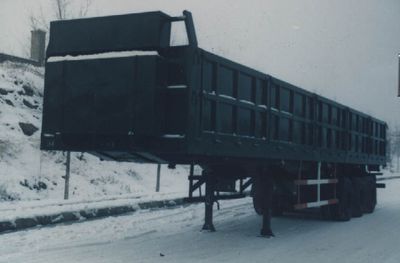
[0,61,189,201]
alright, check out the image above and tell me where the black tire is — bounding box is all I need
[321,205,333,220]
[351,178,363,218]
[271,193,284,217]
[252,189,283,216]
[251,176,281,216]
[251,181,263,215]
[331,177,352,221]
[362,175,377,213]
[359,180,368,213]
[252,195,263,215]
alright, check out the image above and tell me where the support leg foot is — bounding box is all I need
[260,211,274,237]
[260,228,275,237]
[202,223,216,232]
[202,174,216,232]
[256,172,275,237]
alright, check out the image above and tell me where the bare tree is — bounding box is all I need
[29,5,50,31]
[77,0,92,18]
[54,0,69,20]
[24,0,93,57]
[28,0,93,33]
[52,0,92,20]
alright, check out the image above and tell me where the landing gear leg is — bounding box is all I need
[261,209,274,237]
[260,174,274,237]
[202,174,216,232]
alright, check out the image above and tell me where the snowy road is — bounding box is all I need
[1,179,399,263]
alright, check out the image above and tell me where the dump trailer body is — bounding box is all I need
[186,49,386,166]
[41,11,387,167]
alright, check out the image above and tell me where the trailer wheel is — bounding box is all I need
[271,194,284,217]
[252,196,263,215]
[331,177,352,221]
[321,205,333,220]
[252,191,280,216]
[251,175,277,216]
[359,184,367,213]
[350,178,363,218]
[362,176,377,214]
[251,182,263,215]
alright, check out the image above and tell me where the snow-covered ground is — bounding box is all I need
[0,177,399,262]
[0,61,190,202]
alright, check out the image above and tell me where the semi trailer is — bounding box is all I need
[41,10,387,236]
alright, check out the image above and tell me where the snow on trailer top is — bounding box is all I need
[47,51,160,62]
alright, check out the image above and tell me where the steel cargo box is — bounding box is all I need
[41,11,386,166]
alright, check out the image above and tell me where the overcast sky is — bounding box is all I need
[1,0,399,128]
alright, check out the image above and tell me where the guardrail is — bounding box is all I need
[0,53,41,67]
